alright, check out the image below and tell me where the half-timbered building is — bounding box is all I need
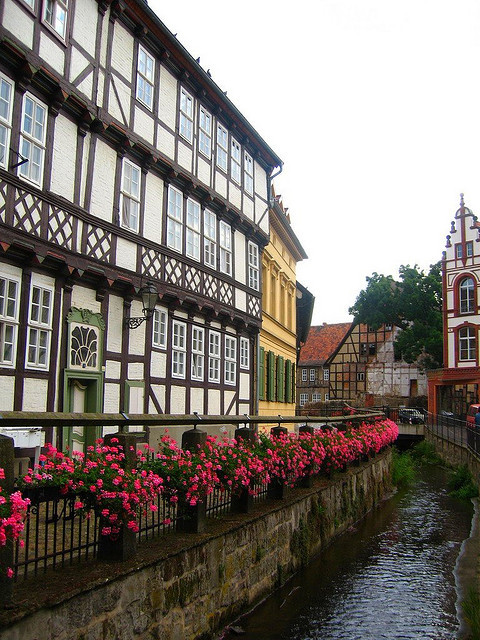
[0,0,282,449]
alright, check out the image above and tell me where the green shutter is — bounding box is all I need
[277,356,285,402]
[285,359,292,403]
[267,351,276,402]
[259,347,265,400]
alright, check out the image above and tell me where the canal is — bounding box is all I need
[224,465,474,640]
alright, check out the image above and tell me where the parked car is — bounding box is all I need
[466,404,480,428]
[398,408,425,424]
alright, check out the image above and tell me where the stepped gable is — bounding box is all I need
[299,323,352,365]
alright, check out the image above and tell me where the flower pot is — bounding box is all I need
[97,521,137,562]
[231,487,253,513]
[267,478,288,499]
[177,500,207,533]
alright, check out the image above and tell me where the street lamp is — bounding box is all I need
[125,282,158,329]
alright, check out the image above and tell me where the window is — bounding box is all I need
[323,368,330,381]
[244,152,253,195]
[456,244,463,259]
[325,393,330,402]
[224,335,237,385]
[0,276,19,366]
[204,209,216,268]
[167,185,183,252]
[299,393,308,407]
[302,368,307,382]
[19,93,47,186]
[44,0,67,38]
[208,331,220,383]
[136,46,154,110]
[27,284,53,369]
[240,337,249,369]
[310,368,315,382]
[369,343,376,356]
[152,308,167,348]
[120,159,141,232]
[312,393,322,402]
[179,88,193,142]
[219,221,232,276]
[172,320,186,378]
[459,326,476,361]
[199,107,212,157]
[0,74,13,170]
[186,198,201,260]
[248,242,259,290]
[467,241,474,258]
[191,327,204,381]
[231,138,241,183]
[216,124,228,171]
[460,277,475,314]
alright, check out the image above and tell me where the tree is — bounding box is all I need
[348,263,443,370]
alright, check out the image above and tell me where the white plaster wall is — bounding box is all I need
[116,237,137,271]
[238,402,250,415]
[107,294,123,353]
[214,172,227,199]
[76,73,94,104]
[151,351,167,378]
[99,13,109,67]
[97,70,105,109]
[144,174,164,244]
[242,197,254,221]
[239,372,250,398]
[170,386,186,413]
[208,389,221,414]
[229,183,242,210]
[90,140,116,222]
[104,382,120,412]
[150,385,166,413]
[197,157,211,187]
[254,163,268,201]
[177,142,193,173]
[111,22,133,82]
[190,387,204,414]
[159,67,177,131]
[234,233,246,285]
[51,115,76,202]
[128,362,144,379]
[71,286,101,313]
[0,377,14,410]
[109,78,131,126]
[256,195,269,235]
[22,378,48,411]
[2,1,34,49]
[105,360,121,379]
[235,288,246,313]
[79,132,91,211]
[128,300,146,356]
[39,34,65,75]
[157,125,175,159]
[133,106,154,145]
[72,0,98,57]
[224,390,236,414]
[69,48,94,99]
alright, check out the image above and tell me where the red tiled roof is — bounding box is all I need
[298,323,352,365]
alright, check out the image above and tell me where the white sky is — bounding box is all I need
[149,0,480,325]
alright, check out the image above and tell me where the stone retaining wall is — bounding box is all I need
[1,451,392,640]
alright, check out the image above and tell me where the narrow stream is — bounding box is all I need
[225,466,474,640]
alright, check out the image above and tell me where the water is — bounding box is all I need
[225,466,474,640]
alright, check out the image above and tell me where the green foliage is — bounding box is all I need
[448,465,479,500]
[410,440,442,465]
[462,587,480,639]
[348,262,443,369]
[391,448,417,488]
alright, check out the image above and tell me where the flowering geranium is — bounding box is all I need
[17,443,76,494]
[0,468,30,578]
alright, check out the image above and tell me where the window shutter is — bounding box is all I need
[285,359,292,403]
[277,356,285,402]
[259,347,265,400]
[267,350,276,401]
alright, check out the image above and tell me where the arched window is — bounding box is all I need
[459,277,475,314]
[459,326,476,361]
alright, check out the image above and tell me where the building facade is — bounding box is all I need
[0,0,282,449]
[258,192,307,418]
[428,195,480,417]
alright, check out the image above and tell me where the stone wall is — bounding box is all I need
[1,452,392,640]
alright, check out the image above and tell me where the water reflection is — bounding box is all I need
[227,466,473,640]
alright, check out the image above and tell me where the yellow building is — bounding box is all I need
[258,191,308,421]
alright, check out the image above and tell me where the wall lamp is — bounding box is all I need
[125,282,158,329]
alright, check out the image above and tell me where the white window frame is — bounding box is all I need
[136,45,154,110]
[460,277,475,314]
[19,93,47,187]
[323,368,330,381]
[152,307,167,349]
[244,151,253,195]
[239,337,249,370]
[172,320,186,378]
[459,326,476,361]
[208,330,221,383]
[231,137,241,184]
[301,368,307,382]
[191,326,204,381]
[325,393,330,402]
[43,0,68,38]
[248,242,259,291]
[199,107,212,158]
[167,185,183,253]
[23,0,35,8]
[0,275,20,367]
[216,123,228,172]
[224,335,237,385]
[186,198,201,261]
[219,221,232,277]
[310,368,315,382]
[467,241,474,258]
[26,283,53,370]
[204,209,217,269]
[0,73,13,170]
[120,158,141,233]
[312,393,322,403]
[179,87,193,143]
[299,393,308,407]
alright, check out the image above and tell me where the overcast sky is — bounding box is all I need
[149,0,480,325]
